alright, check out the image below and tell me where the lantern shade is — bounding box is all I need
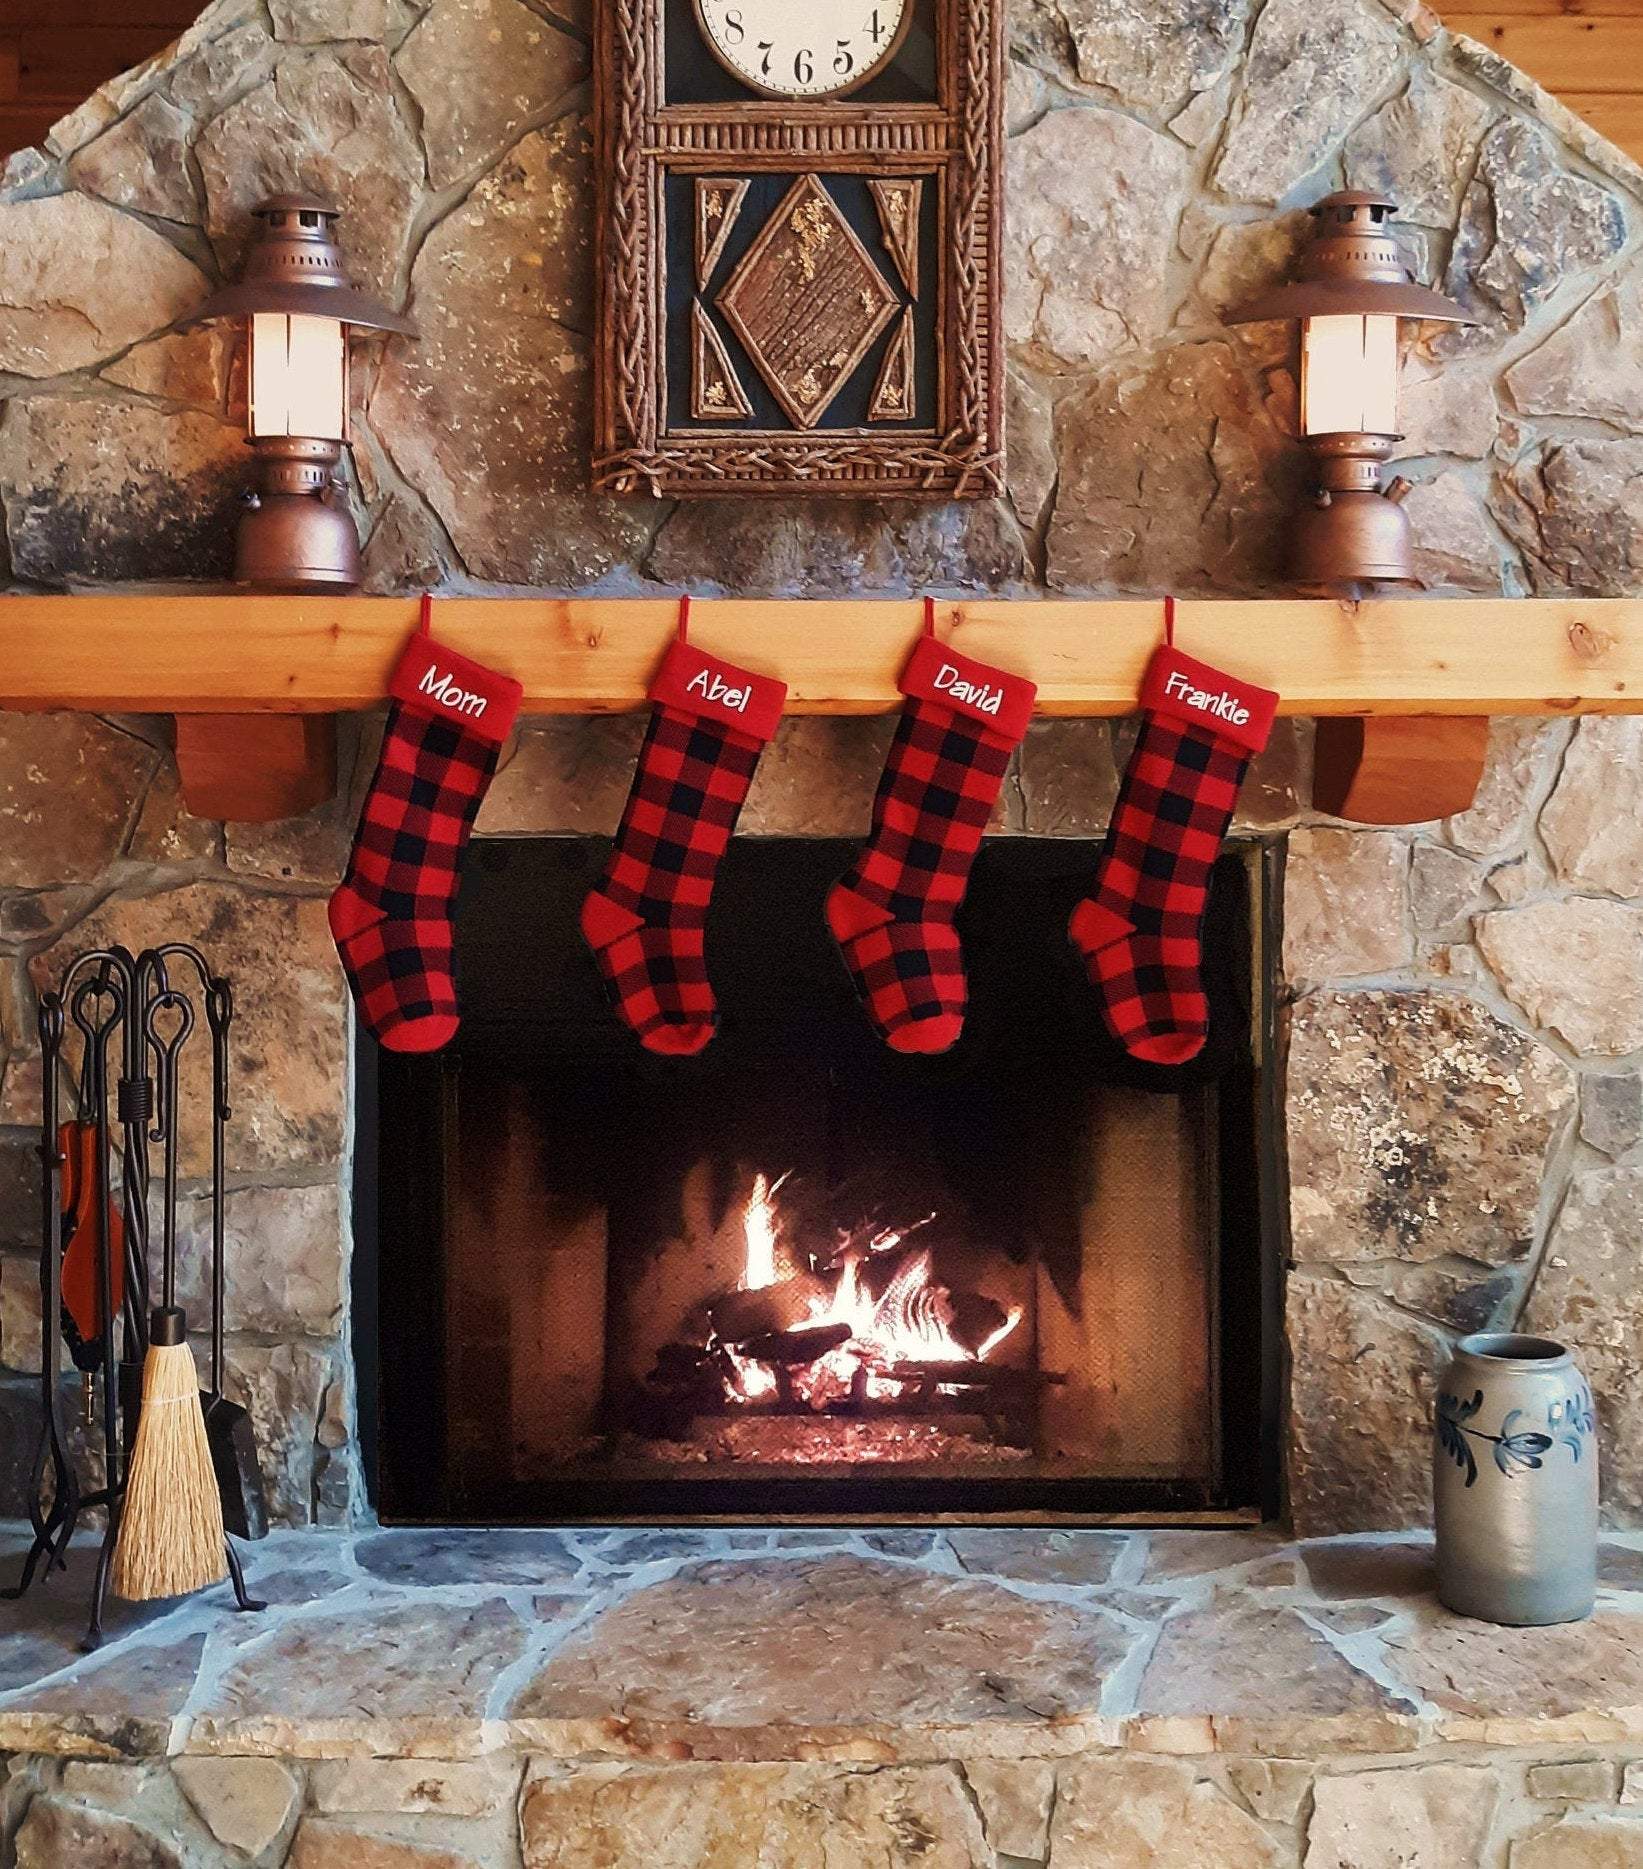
[1301,313,1400,437]
[189,195,415,337]
[250,313,347,441]
[1224,190,1471,328]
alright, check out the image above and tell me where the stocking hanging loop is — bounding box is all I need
[417,591,432,636]
[677,593,691,644]
[1163,593,1175,648]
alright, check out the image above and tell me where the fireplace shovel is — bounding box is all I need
[200,979,267,1541]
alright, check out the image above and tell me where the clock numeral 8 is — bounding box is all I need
[720,5,743,40]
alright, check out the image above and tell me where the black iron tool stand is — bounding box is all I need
[3,943,266,1649]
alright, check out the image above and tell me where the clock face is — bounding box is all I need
[692,0,912,98]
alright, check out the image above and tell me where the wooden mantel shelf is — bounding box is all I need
[2,594,1642,716]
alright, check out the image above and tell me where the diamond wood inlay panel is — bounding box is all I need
[716,175,898,430]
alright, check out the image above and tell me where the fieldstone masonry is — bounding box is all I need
[0,0,1642,1568]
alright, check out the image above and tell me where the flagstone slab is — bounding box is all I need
[508,1555,1134,1759]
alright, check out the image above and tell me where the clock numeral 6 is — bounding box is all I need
[834,39,854,74]
[794,46,813,82]
[720,5,743,40]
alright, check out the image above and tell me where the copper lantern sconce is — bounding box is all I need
[1225,190,1472,593]
[192,196,416,591]
[1227,191,1488,825]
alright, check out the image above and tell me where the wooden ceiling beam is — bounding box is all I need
[1,594,1640,717]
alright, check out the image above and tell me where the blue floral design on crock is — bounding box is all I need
[1437,1388,1557,1487]
[1548,1380,1597,1461]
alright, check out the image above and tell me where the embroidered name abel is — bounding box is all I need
[1163,669,1250,728]
[417,666,488,719]
[934,662,1004,716]
[685,668,751,714]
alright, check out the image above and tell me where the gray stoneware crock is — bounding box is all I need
[1433,1332,1598,1626]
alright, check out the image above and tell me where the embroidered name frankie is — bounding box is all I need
[933,662,1004,715]
[417,666,489,719]
[685,668,751,713]
[1163,669,1250,728]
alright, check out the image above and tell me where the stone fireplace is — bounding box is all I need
[4,0,1643,1862]
[363,838,1275,1523]
[1,0,1642,1551]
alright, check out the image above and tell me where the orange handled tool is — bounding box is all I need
[57,1120,125,1373]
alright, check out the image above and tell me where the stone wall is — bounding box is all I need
[0,0,1641,1532]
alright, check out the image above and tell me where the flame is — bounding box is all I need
[738,1171,789,1291]
[722,1174,1023,1408]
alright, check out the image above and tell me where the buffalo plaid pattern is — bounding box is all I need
[580,707,764,1055]
[1068,718,1249,1065]
[328,710,503,1055]
[827,705,1017,1054]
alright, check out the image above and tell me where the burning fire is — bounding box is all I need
[718,1172,1022,1409]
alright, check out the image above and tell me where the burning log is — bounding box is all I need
[946,1291,1010,1357]
[708,1273,830,1346]
[737,1322,852,1367]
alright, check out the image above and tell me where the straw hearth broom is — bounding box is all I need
[111,993,226,1600]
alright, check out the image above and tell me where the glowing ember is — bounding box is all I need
[716,1173,1022,1409]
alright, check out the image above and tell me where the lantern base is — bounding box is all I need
[235,436,361,591]
[1291,488,1419,591]
[235,493,362,591]
[1292,437,1420,593]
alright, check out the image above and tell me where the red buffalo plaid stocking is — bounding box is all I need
[328,605,522,1053]
[581,617,786,1055]
[828,611,1036,1054]
[1069,642,1276,1065]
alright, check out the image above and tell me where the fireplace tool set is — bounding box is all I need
[3,943,267,1649]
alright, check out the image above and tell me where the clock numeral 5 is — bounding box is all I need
[834,39,854,74]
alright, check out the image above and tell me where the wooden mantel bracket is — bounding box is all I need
[2,595,1641,717]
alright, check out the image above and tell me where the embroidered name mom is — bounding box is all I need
[418,666,489,719]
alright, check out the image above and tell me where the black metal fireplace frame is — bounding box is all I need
[354,837,1285,1526]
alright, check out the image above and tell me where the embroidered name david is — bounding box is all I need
[933,662,1005,715]
[685,668,751,713]
[1163,669,1251,728]
[417,666,489,719]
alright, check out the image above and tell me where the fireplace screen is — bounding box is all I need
[360,838,1277,1522]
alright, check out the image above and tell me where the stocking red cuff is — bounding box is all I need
[1140,647,1277,758]
[649,641,786,743]
[388,636,523,746]
[899,636,1036,743]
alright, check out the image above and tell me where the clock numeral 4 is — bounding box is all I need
[867,7,886,42]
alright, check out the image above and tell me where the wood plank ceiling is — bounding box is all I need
[2,0,196,164]
[1441,0,1643,165]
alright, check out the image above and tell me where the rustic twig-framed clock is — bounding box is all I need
[593,0,1004,499]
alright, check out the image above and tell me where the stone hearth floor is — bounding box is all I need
[8,1525,1643,1863]
[5,1521,1643,1761]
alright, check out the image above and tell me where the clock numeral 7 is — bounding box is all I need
[757,38,773,74]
